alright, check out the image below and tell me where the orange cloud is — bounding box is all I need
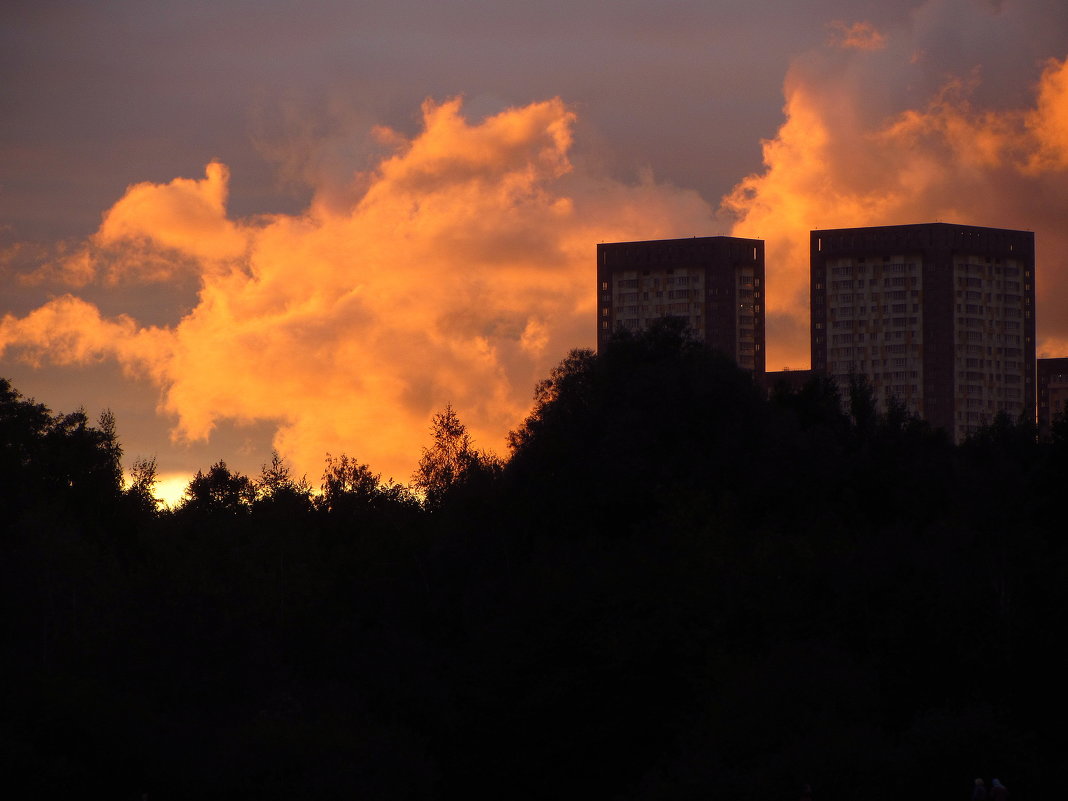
[11,39,1068,478]
[16,163,247,288]
[1027,57,1068,171]
[1,97,716,482]
[724,51,1068,368]
[0,294,172,379]
[95,161,249,263]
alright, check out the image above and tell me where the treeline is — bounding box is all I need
[3,321,1067,799]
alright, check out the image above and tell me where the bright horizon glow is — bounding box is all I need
[153,472,192,509]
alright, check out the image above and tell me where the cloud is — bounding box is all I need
[723,14,1068,368]
[4,241,95,288]
[95,162,248,258]
[14,163,248,288]
[1027,57,1068,171]
[827,21,886,51]
[0,294,172,379]
[7,1,1068,479]
[1,97,716,482]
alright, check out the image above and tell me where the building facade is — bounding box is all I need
[1038,357,1068,437]
[811,223,1035,441]
[596,236,765,372]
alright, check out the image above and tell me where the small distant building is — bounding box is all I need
[596,236,765,372]
[1038,357,1068,438]
[760,368,814,396]
[811,223,1035,441]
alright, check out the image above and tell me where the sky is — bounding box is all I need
[3,0,1068,503]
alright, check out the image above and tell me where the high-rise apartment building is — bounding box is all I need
[811,223,1035,441]
[1037,357,1068,437]
[597,236,765,372]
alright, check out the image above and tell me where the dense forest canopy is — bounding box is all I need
[3,324,1067,799]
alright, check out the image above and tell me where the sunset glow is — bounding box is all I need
[724,50,1068,368]
[2,98,716,482]
[7,5,1068,794]
[3,0,1068,485]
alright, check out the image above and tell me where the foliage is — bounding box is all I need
[3,339,1068,799]
[125,455,161,515]
[412,403,501,510]
[0,378,124,530]
[317,452,417,517]
[254,450,313,516]
[179,459,256,515]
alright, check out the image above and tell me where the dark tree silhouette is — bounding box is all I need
[317,453,415,517]
[3,349,1067,800]
[413,403,500,510]
[124,455,161,516]
[180,459,256,514]
[254,450,313,515]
